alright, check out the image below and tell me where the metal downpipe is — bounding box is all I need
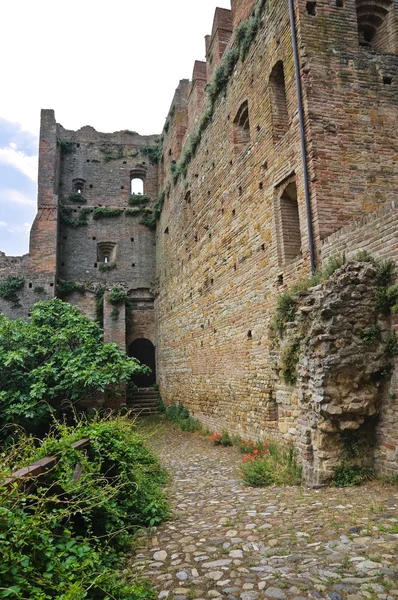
[288,0,316,275]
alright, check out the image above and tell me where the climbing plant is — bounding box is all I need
[93,207,123,220]
[0,276,25,306]
[60,206,90,228]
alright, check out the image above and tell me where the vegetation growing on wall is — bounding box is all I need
[69,192,87,203]
[57,280,85,297]
[140,141,162,165]
[93,207,123,220]
[273,254,398,386]
[101,146,125,163]
[0,276,25,306]
[57,138,74,154]
[129,194,150,206]
[139,0,266,233]
[60,206,90,228]
[98,262,117,272]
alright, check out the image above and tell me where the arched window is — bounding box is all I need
[130,177,144,195]
[233,100,250,154]
[275,178,302,266]
[356,0,395,52]
[73,178,85,194]
[269,61,289,143]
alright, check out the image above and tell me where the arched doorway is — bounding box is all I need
[128,338,156,387]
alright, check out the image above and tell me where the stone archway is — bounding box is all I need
[128,338,156,387]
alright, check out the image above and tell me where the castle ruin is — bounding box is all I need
[1,0,398,484]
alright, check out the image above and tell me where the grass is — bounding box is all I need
[241,443,302,487]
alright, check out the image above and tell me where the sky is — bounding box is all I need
[0,0,230,256]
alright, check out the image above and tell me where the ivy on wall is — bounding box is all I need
[0,276,25,306]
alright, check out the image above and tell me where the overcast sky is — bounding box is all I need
[0,0,230,256]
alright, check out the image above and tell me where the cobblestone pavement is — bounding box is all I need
[132,421,398,600]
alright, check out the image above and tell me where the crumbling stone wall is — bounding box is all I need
[273,262,394,485]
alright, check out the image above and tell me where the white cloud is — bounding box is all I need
[0,221,8,228]
[0,188,36,208]
[7,222,32,235]
[0,145,38,182]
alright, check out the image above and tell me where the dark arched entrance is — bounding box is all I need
[128,338,156,387]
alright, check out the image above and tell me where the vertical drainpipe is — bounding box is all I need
[288,0,316,275]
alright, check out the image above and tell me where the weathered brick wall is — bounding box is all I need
[298,0,398,242]
[156,0,312,441]
[55,124,158,350]
[155,0,398,480]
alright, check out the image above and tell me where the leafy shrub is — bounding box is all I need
[0,415,166,599]
[354,249,376,263]
[179,416,202,432]
[165,402,190,422]
[386,331,398,357]
[241,443,301,487]
[0,300,148,439]
[375,284,398,313]
[210,430,233,446]
[164,402,202,432]
[98,262,117,272]
[376,259,395,287]
[332,464,374,487]
[93,207,123,220]
[108,287,128,304]
[0,276,24,306]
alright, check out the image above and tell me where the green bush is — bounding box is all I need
[0,300,147,440]
[0,276,24,306]
[165,402,190,422]
[57,280,85,297]
[108,287,128,304]
[179,416,203,432]
[332,464,374,487]
[0,415,166,599]
[241,443,301,487]
[281,339,301,385]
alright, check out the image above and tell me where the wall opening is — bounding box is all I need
[233,100,250,154]
[130,168,146,195]
[73,178,85,194]
[97,242,116,263]
[128,338,156,387]
[269,61,289,143]
[356,0,395,52]
[275,178,302,265]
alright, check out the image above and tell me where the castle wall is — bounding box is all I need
[156,0,312,440]
[155,0,398,481]
[298,0,398,241]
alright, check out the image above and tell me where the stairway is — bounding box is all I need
[127,387,159,414]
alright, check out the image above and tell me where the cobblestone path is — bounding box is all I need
[132,421,398,600]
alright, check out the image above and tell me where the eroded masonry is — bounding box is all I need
[1,0,398,484]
